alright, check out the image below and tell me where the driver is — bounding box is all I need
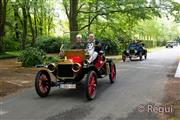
[86,33,101,64]
[72,34,85,49]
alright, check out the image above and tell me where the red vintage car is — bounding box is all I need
[35,45,116,100]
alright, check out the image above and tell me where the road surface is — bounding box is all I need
[1,47,179,120]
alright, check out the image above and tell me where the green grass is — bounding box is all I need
[0,51,20,59]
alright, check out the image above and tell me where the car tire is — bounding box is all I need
[129,56,132,61]
[139,52,142,61]
[144,53,147,59]
[85,70,97,100]
[35,70,51,97]
[109,62,116,83]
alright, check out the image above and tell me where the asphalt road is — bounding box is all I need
[1,46,179,120]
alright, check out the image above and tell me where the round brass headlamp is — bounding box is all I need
[47,63,56,72]
[72,63,81,72]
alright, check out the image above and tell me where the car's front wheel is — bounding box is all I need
[35,70,51,97]
[144,53,147,59]
[85,71,97,100]
[129,56,132,61]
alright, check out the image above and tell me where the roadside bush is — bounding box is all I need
[43,56,59,64]
[18,47,46,67]
[4,39,20,51]
[35,36,71,53]
[142,40,165,48]
[100,38,120,55]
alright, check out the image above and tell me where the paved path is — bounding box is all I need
[1,47,179,120]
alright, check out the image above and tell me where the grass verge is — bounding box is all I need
[0,51,20,59]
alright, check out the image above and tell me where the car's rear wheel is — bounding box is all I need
[144,53,147,59]
[85,71,97,100]
[35,70,51,97]
[109,62,116,83]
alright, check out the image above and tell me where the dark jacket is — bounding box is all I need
[94,40,101,52]
[86,40,101,52]
[71,42,85,49]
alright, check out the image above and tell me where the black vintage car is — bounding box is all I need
[122,43,147,61]
[166,42,174,48]
[166,41,178,48]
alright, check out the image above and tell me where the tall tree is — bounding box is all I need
[12,1,21,41]
[27,0,36,46]
[63,0,79,43]
[33,0,38,38]
[0,0,8,53]
[21,2,28,49]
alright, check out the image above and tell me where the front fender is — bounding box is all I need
[83,65,99,75]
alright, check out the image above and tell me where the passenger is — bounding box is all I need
[86,33,101,64]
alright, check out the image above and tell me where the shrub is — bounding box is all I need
[141,40,165,48]
[18,47,46,67]
[35,36,71,53]
[43,56,59,64]
[4,39,20,51]
[100,38,121,55]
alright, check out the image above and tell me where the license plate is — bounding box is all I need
[60,84,76,89]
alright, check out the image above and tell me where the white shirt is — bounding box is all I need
[86,40,95,55]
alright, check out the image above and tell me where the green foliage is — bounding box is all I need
[1,0,180,55]
[43,56,59,64]
[0,51,20,59]
[4,39,20,51]
[133,18,180,42]
[98,38,121,55]
[141,40,165,48]
[18,47,46,67]
[35,36,64,53]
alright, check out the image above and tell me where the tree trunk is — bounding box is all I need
[0,36,4,53]
[44,11,47,35]
[47,17,52,35]
[22,6,27,49]
[95,0,99,33]
[0,0,8,53]
[69,0,79,43]
[39,0,44,35]
[34,0,38,38]
[13,5,20,41]
[87,3,92,33]
[27,6,36,46]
